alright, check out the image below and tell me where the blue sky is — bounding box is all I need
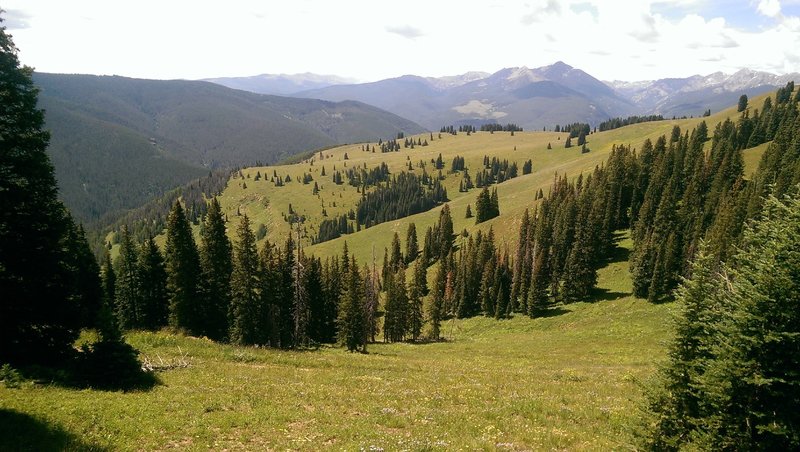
[2,0,799,82]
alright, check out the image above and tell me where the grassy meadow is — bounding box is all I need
[211,91,770,266]
[1,236,674,450]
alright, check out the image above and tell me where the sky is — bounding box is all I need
[3,0,800,82]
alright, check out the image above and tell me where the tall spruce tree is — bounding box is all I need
[408,259,425,341]
[0,20,93,363]
[115,226,142,329]
[165,201,202,334]
[137,236,168,330]
[405,222,418,265]
[338,256,365,352]
[646,193,800,449]
[229,215,263,345]
[199,198,232,341]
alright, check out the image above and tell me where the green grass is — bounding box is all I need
[1,238,674,450]
[210,91,776,267]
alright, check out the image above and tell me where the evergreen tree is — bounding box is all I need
[338,256,365,352]
[229,215,263,345]
[737,94,748,112]
[101,250,116,313]
[408,259,426,341]
[383,268,409,342]
[199,198,232,341]
[115,226,142,329]
[405,222,418,265]
[646,194,800,449]
[165,201,202,334]
[437,204,454,260]
[389,232,404,271]
[137,236,168,330]
[278,235,297,347]
[0,20,88,364]
[64,221,103,329]
[428,261,446,340]
[644,243,724,449]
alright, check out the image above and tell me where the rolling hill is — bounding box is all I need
[192,89,775,268]
[34,73,425,222]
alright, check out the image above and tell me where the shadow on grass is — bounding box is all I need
[588,287,631,302]
[15,362,160,392]
[0,409,108,451]
[603,232,631,265]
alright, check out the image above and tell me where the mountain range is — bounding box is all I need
[35,73,424,222]
[209,62,799,130]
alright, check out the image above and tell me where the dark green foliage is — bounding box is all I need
[164,201,202,334]
[114,226,142,330]
[598,115,664,132]
[338,256,366,352]
[522,159,532,175]
[314,214,353,244]
[408,259,426,341]
[199,198,233,340]
[645,194,800,450]
[101,251,116,312]
[304,255,328,344]
[34,72,424,223]
[564,136,572,148]
[475,187,500,223]
[383,269,409,342]
[479,123,522,132]
[405,223,418,265]
[737,94,748,112]
[64,221,103,329]
[435,204,455,261]
[0,23,83,364]
[356,172,447,228]
[428,261,447,341]
[137,237,168,330]
[229,215,263,345]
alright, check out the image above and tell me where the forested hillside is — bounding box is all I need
[34,73,424,222]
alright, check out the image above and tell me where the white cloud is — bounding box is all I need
[1,0,798,82]
[757,0,782,17]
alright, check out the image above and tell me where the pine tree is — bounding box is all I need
[737,94,748,112]
[437,204,454,260]
[229,215,263,345]
[64,221,103,329]
[165,201,202,334]
[646,194,800,449]
[199,198,232,341]
[137,236,168,330]
[338,257,365,352]
[428,262,446,341]
[101,250,116,312]
[278,235,296,347]
[115,226,142,329]
[644,243,724,449]
[390,232,404,271]
[383,268,409,342]
[405,222,418,265]
[0,21,89,364]
[408,259,426,341]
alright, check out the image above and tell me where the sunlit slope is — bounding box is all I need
[216,92,772,265]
